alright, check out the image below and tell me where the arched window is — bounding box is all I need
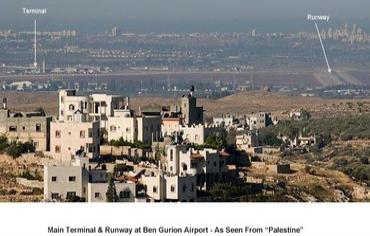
[69,104,75,111]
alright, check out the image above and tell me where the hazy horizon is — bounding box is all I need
[1,0,369,33]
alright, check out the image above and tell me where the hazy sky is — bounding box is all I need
[1,0,369,32]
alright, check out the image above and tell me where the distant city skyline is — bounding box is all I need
[0,0,369,32]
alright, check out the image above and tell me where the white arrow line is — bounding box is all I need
[34,19,37,68]
[315,22,332,73]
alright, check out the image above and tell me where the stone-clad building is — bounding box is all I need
[50,108,100,162]
[0,98,52,151]
[180,86,204,126]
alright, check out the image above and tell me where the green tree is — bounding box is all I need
[204,132,227,150]
[0,136,9,151]
[6,143,22,158]
[106,177,119,202]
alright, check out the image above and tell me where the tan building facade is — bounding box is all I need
[107,109,137,142]
[107,109,161,144]
[141,170,196,202]
[58,89,123,130]
[165,145,229,191]
[44,157,136,202]
[236,132,259,153]
[50,112,100,162]
[0,100,51,151]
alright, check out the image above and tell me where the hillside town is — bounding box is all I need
[0,85,338,203]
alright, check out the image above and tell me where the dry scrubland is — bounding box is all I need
[0,155,43,202]
[2,91,370,118]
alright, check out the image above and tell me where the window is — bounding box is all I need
[80,130,85,138]
[66,192,76,198]
[51,193,59,200]
[68,176,76,182]
[9,126,17,132]
[183,164,188,171]
[35,123,41,132]
[69,104,75,111]
[94,192,100,198]
[170,149,173,161]
[110,126,117,132]
[51,176,57,182]
[22,126,26,131]
[88,144,94,153]
[119,190,131,199]
[214,161,217,167]
[55,145,61,153]
[171,185,176,192]
[55,130,61,138]
[153,186,157,193]
[191,184,195,192]
[182,184,186,192]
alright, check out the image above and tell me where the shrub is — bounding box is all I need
[66,195,85,202]
[5,141,36,158]
[6,143,22,158]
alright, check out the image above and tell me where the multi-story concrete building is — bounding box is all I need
[136,112,161,144]
[44,159,89,201]
[49,110,100,162]
[164,145,229,191]
[213,115,235,130]
[107,107,137,142]
[141,170,196,202]
[179,86,203,126]
[246,112,273,130]
[180,124,223,145]
[107,105,161,144]
[0,98,52,151]
[44,156,136,202]
[58,89,123,130]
